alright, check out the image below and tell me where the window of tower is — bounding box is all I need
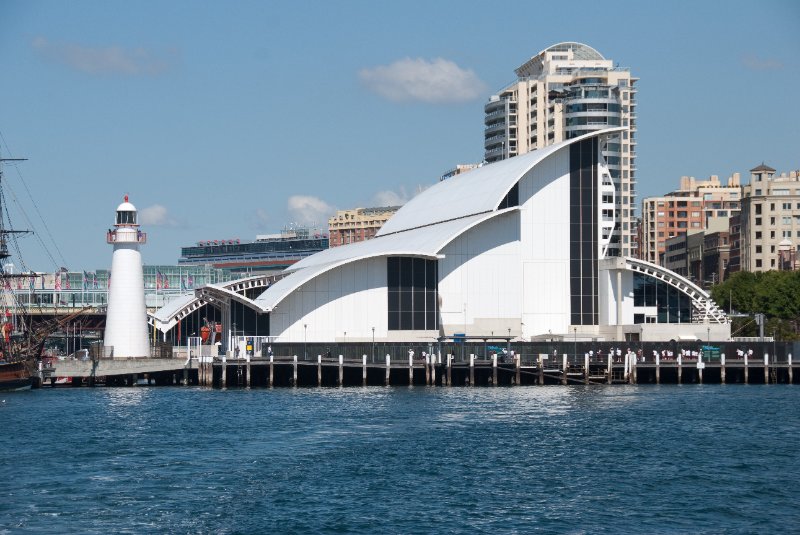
[116,211,137,225]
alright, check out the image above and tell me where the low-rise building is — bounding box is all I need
[640,173,740,264]
[328,206,399,247]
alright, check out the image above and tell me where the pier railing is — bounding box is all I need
[246,340,798,366]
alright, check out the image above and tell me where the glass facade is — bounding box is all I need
[7,265,235,309]
[632,273,692,323]
[387,257,438,331]
[570,137,598,325]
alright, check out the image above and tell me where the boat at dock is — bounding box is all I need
[0,149,87,391]
[0,360,33,391]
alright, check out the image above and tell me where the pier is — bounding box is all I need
[198,350,798,388]
[45,340,800,388]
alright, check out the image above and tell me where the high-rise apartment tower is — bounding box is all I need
[484,42,638,256]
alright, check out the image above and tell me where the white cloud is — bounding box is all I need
[31,36,176,76]
[250,208,271,230]
[742,54,783,71]
[371,188,410,207]
[139,204,177,226]
[359,57,487,103]
[287,195,334,226]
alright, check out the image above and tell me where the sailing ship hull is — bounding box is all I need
[0,361,33,391]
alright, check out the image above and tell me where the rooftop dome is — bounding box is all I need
[540,42,605,61]
[116,194,137,213]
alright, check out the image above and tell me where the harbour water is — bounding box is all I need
[1,386,799,533]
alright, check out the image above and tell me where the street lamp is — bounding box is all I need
[574,327,578,360]
[372,326,375,362]
[304,323,307,360]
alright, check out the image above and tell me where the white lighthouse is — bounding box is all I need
[103,195,150,358]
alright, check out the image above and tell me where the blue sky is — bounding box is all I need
[1,0,798,271]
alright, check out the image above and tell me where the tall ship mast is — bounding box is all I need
[0,151,84,390]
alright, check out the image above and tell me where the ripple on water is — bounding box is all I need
[1,386,799,533]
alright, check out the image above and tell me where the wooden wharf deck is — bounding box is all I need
[198,351,799,388]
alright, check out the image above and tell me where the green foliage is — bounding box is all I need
[712,271,800,340]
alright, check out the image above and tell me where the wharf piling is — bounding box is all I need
[44,342,800,389]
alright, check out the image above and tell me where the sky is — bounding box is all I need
[0,0,798,272]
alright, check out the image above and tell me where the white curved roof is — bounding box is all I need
[152,293,197,323]
[249,129,622,314]
[254,209,518,312]
[378,128,623,236]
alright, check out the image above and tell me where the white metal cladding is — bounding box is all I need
[377,128,624,237]
[255,209,518,312]
[290,212,497,272]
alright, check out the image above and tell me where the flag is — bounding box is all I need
[29,275,35,291]
[156,271,162,290]
[54,272,61,291]
[3,279,10,290]
[16,277,22,290]
[163,273,169,289]
[187,275,194,288]
[93,273,98,289]
[181,277,186,291]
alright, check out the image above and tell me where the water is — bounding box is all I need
[1,385,799,534]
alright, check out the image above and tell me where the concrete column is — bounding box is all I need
[292,355,298,387]
[515,354,521,386]
[562,353,568,385]
[720,353,726,384]
[221,356,227,388]
[425,355,431,385]
[269,354,274,387]
[430,354,436,386]
[492,354,498,386]
[469,354,475,386]
[677,354,682,385]
[362,355,367,387]
[744,353,749,384]
[538,354,544,385]
[317,355,322,386]
[607,354,612,385]
[246,355,251,388]
[764,353,770,384]
[338,354,344,387]
[446,354,452,386]
[789,353,793,384]
[631,352,638,385]
[698,360,703,384]
[385,354,391,386]
[409,354,414,385]
[656,353,660,384]
[584,353,590,384]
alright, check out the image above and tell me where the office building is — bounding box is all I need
[178,226,328,275]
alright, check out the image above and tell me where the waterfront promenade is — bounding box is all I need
[46,341,799,388]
